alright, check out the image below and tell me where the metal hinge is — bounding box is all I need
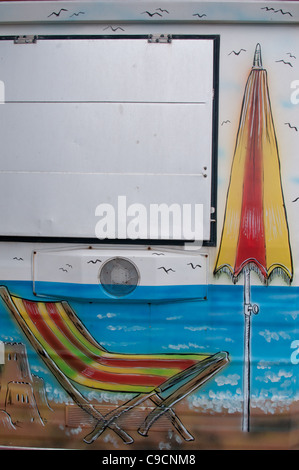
[148,34,172,44]
[14,35,37,44]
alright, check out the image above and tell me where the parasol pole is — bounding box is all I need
[242,43,262,432]
[242,266,259,432]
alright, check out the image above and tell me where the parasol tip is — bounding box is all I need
[253,43,263,68]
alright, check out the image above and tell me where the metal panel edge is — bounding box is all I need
[0,2,298,25]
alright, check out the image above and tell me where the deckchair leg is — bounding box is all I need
[149,395,194,441]
[84,417,133,445]
[165,409,194,441]
[138,405,169,437]
[138,403,194,440]
[139,398,196,439]
[83,393,151,444]
[84,392,194,444]
[139,352,229,438]
[139,403,193,440]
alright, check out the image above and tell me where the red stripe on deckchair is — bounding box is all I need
[46,302,198,371]
[23,299,168,388]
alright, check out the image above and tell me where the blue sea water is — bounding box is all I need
[0,280,298,414]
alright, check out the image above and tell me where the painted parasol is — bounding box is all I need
[214,43,293,431]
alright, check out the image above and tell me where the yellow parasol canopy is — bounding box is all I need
[214,44,293,284]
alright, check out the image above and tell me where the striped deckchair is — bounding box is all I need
[0,286,229,444]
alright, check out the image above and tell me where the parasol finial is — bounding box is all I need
[253,43,262,68]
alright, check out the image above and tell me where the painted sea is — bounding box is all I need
[0,280,298,418]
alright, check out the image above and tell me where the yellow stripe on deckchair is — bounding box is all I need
[12,296,157,392]
[57,302,209,364]
[12,296,77,380]
[38,302,183,378]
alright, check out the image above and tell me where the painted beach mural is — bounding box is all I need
[0,0,298,451]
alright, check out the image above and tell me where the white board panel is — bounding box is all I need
[0,102,212,174]
[0,39,213,103]
[0,37,215,241]
[0,173,211,239]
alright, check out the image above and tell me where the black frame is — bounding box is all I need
[0,34,220,247]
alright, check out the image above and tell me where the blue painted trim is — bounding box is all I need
[33,280,208,302]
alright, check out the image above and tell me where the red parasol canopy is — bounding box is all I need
[214,43,293,284]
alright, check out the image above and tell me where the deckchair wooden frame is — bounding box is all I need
[0,286,229,444]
